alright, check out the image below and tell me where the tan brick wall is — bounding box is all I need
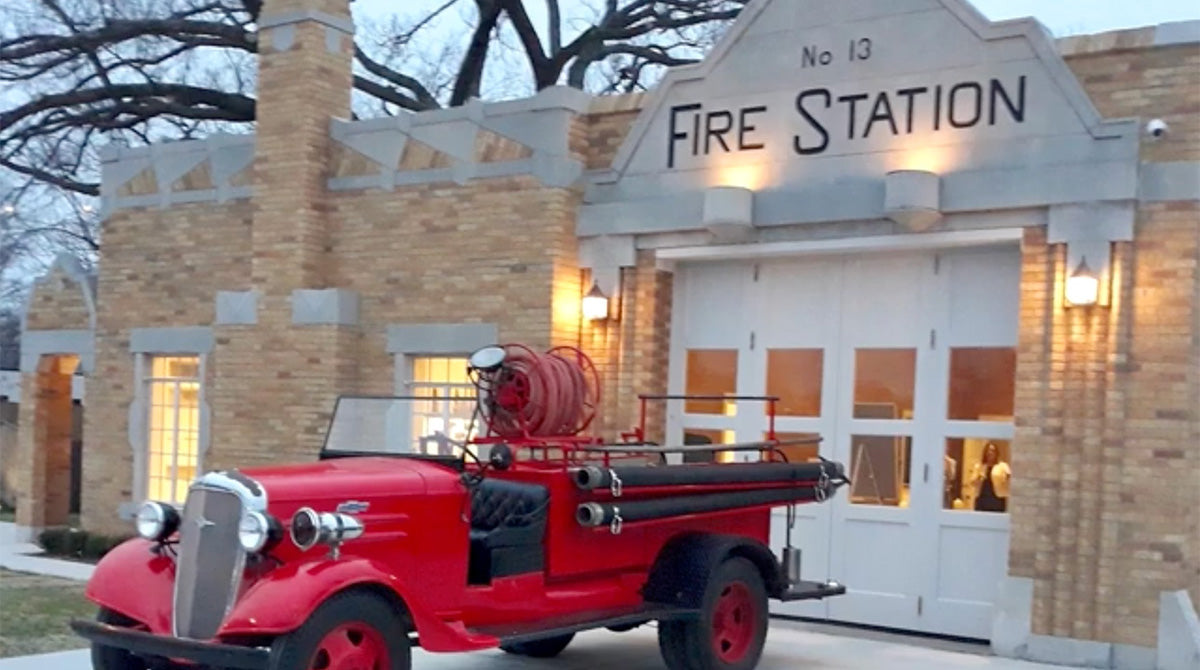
[584,109,642,171]
[1066,42,1200,162]
[1011,201,1200,647]
[80,202,252,534]
[25,267,91,331]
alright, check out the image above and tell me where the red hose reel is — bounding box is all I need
[469,344,600,439]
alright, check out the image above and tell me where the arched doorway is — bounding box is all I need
[15,354,80,532]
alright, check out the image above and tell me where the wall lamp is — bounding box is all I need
[1049,203,1132,311]
[582,281,610,321]
[1064,257,1100,308]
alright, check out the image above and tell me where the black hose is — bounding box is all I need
[573,461,845,492]
[576,485,840,528]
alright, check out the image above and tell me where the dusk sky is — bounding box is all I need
[356,0,1200,38]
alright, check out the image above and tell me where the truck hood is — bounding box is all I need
[236,456,463,512]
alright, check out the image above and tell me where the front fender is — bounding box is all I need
[84,538,177,634]
[220,556,500,653]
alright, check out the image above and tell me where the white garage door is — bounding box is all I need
[666,245,1021,640]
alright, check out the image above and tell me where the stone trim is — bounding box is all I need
[579,156,1139,237]
[1140,162,1200,202]
[258,9,354,35]
[386,323,499,355]
[1056,20,1200,56]
[215,290,259,326]
[605,0,1135,184]
[291,289,359,326]
[19,329,94,374]
[992,576,1198,669]
[0,370,84,403]
[1158,591,1200,670]
[99,133,254,213]
[129,326,214,354]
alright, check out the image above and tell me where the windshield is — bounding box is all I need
[321,395,482,458]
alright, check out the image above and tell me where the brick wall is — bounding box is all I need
[1000,37,1200,648]
[24,266,91,331]
[80,201,252,534]
[1012,205,1200,647]
[1064,39,1200,163]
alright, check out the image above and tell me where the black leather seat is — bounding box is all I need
[468,478,549,584]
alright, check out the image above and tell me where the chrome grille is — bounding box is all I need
[173,485,245,640]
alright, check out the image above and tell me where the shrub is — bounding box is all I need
[38,527,68,554]
[38,528,132,562]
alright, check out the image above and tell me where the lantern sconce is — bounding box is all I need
[582,281,610,322]
[1065,256,1101,308]
[1048,203,1132,312]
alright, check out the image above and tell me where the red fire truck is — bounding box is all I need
[71,344,849,670]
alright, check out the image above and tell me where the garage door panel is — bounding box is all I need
[946,248,1021,346]
[670,246,1019,642]
[678,263,750,347]
[840,255,928,339]
[759,260,841,344]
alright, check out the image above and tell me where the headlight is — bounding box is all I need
[135,501,180,542]
[290,508,320,551]
[238,511,271,552]
[290,507,364,552]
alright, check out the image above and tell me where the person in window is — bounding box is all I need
[970,441,1011,513]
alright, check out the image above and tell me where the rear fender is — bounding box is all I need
[220,557,500,653]
[642,532,785,609]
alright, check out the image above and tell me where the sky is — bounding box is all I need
[356,0,1200,39]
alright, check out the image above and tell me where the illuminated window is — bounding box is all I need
[146,356,201,505]
[406,357,477,455]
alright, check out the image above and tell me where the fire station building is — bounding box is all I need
[9,0,1199,666]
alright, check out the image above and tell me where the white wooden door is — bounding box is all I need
[668,245,1019,640]
[752,258,844,621]
[821,252,940,630]
[919,247,1021,639]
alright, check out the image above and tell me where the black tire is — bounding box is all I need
[91,608,147,670]
[500,632,575,658]
[657,557,769,670]
[269,590,411,670]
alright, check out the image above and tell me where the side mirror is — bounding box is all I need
[489,444,514,471]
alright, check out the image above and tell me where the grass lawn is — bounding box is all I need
[0,569,95,658]
[0,509,14,522]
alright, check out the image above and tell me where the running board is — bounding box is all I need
[777,580,847,602]
[470,604,700,645]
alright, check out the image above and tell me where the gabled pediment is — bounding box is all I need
[604,0,1135,184]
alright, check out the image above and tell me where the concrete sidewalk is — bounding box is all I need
[0,621,1079,670]
[0,522,95,581]
[0,521,1078,669]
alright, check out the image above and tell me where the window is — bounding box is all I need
[146,356,201,505]
[405,356,477,455]
[684,349,738,415]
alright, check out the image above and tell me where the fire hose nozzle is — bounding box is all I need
[576,502,606,527]
[573,466,606,491]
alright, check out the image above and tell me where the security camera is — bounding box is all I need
[1146,119,1169,140]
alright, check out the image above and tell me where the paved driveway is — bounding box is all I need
[0,621,1075,670]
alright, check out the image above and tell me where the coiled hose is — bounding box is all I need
[483,344,598,438]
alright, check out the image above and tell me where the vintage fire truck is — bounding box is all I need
[71,344,849,670]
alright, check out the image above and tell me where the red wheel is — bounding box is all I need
[711,583,755,663]
[657,557,768,670]
[308,622,390,669]
[270,591,410,670]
